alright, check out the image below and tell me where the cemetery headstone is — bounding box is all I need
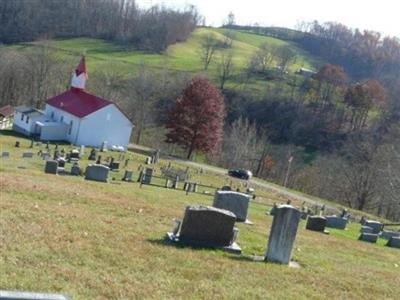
[1,152,10,158]
[380,230,400,240]
[0,290,71,300]
[70,163,81,176]
[360,226,374,234]
[172,175,179,189]
[109,160,120,171]
[306,216,328,233]
[41,152,51,160]
[386,236,400,249]
[22,152,34,158]
[96,155,102,164]
[44,160,58,175]
[359,232,379,243]
[57,158,66,168]
[269,203,278,216]
[15,141,20,148]
[142,168,153,184]
[29,139,34,148]
[122,170,133,182]
[146,156,152,165]
[46,141,49,149]
[88,149,96,160]
[169,205,240,252]
[100,141,108,152]
[85,164,109,182]
[364,220,383,234]
[79,145,85,157]
[325,216,348,230]
[70,149,80,159]
[124,159,129,168]
[213,191,251,222]
[265,205,301,265]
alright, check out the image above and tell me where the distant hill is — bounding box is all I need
[9,27,324,94]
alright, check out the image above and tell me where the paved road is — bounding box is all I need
[172,158,338,211]
[128,144,338,211]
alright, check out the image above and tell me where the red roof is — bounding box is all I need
[0,105,14,117]
[46,88,112,118]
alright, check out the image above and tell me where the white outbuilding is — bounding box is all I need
[13,57,134,149]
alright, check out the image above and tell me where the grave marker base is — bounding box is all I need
[166,232,242,254]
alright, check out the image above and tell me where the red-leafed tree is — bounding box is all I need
[165,76,226,159]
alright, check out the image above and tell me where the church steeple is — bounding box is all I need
[71,56,88,90]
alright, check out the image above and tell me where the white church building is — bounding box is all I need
[13,57,134,148]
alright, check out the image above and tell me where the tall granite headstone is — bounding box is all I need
[265,205,301,265]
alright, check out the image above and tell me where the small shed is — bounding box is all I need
[0,105,14,129]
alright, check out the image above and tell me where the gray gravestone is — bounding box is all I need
[146,156,152,165]
[1,152,10,158]
[0,290,71,300]
[380,230,400,240]
[325,216,347,230]
[79,145,85,157]
[42,152,51,160]
[101,141,108,152]
[360,225,374,234]
[386,236,400,248]
[359,232,378,243]
[265,205,301,265]
[364,220,383,234]
[22,152,34,158]
[142,168,153,184]
[57,158,66,168]
[306,216,327,232]
[213,191,251,222]
[70,164,81,176]
[85,164,109,182]
[88,149,96,160]
[44,160,58,174]
[179,205,237,247]
[122,170,133,182]
[70,150,80,159]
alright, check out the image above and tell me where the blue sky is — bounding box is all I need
[137,0,399,37]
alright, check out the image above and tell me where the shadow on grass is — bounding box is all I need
[147,236,229,253]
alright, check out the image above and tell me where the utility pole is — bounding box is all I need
[283,155,293,188]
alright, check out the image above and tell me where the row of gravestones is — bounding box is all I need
[359,220,400,248]
[303,215,400,249]
[45,161,134,182]
[145,150,160,165]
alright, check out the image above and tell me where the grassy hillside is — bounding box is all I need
[1,132,399,299]
[9,28,323,94]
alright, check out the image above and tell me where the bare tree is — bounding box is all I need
[217,51,234,90]
[199,33,219,70]
[276,45,297,74]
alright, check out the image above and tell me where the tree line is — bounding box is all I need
[0,0,199,52]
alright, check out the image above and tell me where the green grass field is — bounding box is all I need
[1,132,399,299]
[8,27,323,95]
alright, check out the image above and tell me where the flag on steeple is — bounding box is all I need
[71,56,88,90]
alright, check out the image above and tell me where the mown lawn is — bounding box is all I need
[0,132,399,300]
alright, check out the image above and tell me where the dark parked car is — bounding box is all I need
[228,169,253,180]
